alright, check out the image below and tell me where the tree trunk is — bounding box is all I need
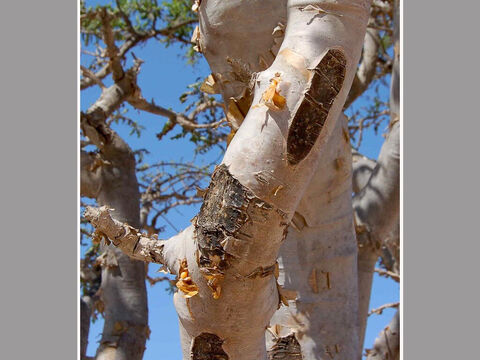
[85,1,374,359]
[81,75,149,359]
[267,114,361,360]
[354,0,400,351]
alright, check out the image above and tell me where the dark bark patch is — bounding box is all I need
[192,333,229,360]
[287,49,346,165]
[195,164,280,271]
[195,164,251,271]
[194,165,286,298]
[268,334,303,359]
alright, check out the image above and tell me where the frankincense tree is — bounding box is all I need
[80,1,399,359]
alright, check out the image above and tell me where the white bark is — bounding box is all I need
[267,114,361,360]
[355,0,400,351]
[179,1,371,359]
[81,67,149,360]
[85,1,373,359]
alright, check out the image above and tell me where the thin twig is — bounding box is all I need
[375,268,400,282]
[80,65,106,89]
[369,302,399,316]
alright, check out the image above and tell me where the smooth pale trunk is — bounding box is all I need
[92,153,149,360]
[171,2,372,359]
[267,114,360,360]
[86,1,372,359]
[81,89,149,359]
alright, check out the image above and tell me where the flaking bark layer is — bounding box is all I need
[192,333,229,360]
[194,164,282,271]
[268,334,303,360]
[287,49,346,165]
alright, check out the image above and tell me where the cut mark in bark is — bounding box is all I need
[194,164,286,298]
[287,49,346,165]
[268,334,303,359]
[192,333,229,360]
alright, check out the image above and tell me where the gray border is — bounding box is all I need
[2,0,478,358]
[404,1,480,358]
[0,1,77,357]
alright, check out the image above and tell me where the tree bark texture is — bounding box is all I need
[267,114,361,360]
[84,1,386,359]
[81,71,148,360]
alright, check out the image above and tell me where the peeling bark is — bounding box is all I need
[84,1,373,359]
[192,333,229,360]
[268,334,303,360]
[187,1,371,358]
[194,164,288,300]
[365,311,399,360]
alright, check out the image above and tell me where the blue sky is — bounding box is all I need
[81,2,399,358]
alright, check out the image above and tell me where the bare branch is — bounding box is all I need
[146,274,173,286]
[99,9,125,82]
[128,95,226,131]
[187,99,224,120]
[151,19,198,45]
[345,27,381,108]
[84,206,167,265]
[352,151,377,194]
[369,302,399,316]
[81,61,142,154]
[374,268,399,282]
[81,37,136,90]
[80,65,106,90]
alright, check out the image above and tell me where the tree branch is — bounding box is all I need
[374,267,399,282]
[352,150,377,194]
[369,302,399,316]
[84,206,167,265]
[80,37,136,90]
[344,27,381,108]
[80,61,141,156]
[366,310,400,360]
[127,95,226,131]
[356,2,399,354]
[99,8,124,82]
[115,0,142,38]
[80,65,106,89]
